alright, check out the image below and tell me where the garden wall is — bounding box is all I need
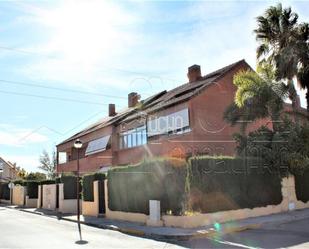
[58,183,81,214]
[25,196,38,208]
[24,181,39,208]
[42,184,57,210]
[188,157,283,212]
[82,181,99,216]
[12,185,25,206]
[107,158,186,215]
[105,175,309,228]
[105,180,148,223]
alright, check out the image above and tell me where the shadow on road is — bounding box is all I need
[75,240,88,245]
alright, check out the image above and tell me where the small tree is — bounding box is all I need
[17,167,27,179]
[38,150,56,179]
[25,172,46,181]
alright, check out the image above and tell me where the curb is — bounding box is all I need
[0,205,265,240]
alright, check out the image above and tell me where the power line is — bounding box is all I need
[0,45,182,83]
[0,79,127,99]
[0,89,113,106]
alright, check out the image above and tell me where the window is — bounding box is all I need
[85,135,111,156]
[120,126,147,149]
[147,108,190,137]
[58,152,67,164]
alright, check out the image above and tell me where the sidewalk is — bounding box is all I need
[2,204,309,240]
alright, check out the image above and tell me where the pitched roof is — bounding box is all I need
[57,59,246,146]
[0,157,16,170]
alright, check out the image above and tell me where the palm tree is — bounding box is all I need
[296,23,309,112]
[224,63,287,132]
[254,3,309,113]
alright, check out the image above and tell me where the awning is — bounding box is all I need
[85,135,111,156]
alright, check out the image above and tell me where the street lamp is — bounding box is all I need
[74,139,83,242]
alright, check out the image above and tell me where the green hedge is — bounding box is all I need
[60,175,80,199]
[39,179,56,185]
[107,158,187,215]
[13,180,25,186]
[0,183,10,200]
[25,181,39,199]
[188,156,283,213]
[294,169,309,203]
[82,173,106,201]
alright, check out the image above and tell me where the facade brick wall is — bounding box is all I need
[56,61,296,174]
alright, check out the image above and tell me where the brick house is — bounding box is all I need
[56,59,303,174]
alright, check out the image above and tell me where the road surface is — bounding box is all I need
[1,206,309,248]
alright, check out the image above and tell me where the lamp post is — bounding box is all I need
[74,139,83,241]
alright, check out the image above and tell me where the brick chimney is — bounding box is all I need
[187,64,202,83]
[108,103,116,117]
[128,92,139,107]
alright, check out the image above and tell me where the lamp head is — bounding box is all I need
[74,139,83,149]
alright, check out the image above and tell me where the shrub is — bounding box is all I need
[82,173,106,202]
[107,158,187,215]
[25,181,39,199]
[13,180,25,186]
[0,183,10,200]
[187,156,282,213]
[39,179,56,185]
[294,169,309,203]
[235,118,309,177]
[60,175,80,199]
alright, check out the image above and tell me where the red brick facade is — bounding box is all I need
[56,60,295,174]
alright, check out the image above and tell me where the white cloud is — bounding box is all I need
[0,123,48,147]
[1,154,40,172]
[10,1,308,108]
[18,0,141,89]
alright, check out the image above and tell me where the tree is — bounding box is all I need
[297,23,309,112]
[254,3,309,113]
[17,167,27,179]
[235,118,309,176]
[38,150,56,179]
[224,63,287,133]
[24,172,46,181]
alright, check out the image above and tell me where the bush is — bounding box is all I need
[235,118,309,177]
[25,181,39,199]
[82,173,106,202]
[60,175,80,199]
[107,158,187,215]
[0,183,10,200]
[13,180,25,186]
[294,169,309,203]
[188,156,282,213]
[39,179,56,185]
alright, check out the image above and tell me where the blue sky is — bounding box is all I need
[0,0,308,172]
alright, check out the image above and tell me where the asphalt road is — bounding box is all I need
[178,217,309,249]
[0,207,181,249]
[1,207,309,249]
